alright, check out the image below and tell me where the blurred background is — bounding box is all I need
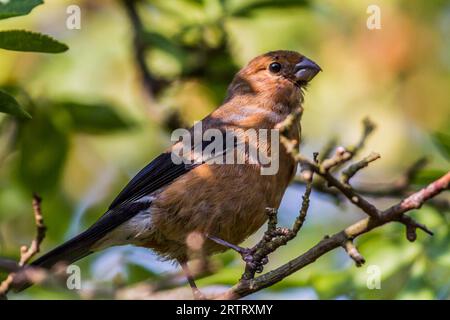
[0,0,449,299]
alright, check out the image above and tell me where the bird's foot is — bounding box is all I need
[245,255,269,274]
[207,235,255,258]
[207,234,270,272]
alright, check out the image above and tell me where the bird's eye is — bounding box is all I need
[268,62,282,73]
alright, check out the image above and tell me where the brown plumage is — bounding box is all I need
[147,53,305,261]
[16,50,321,295]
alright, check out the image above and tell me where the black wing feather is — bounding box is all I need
[108,132,233,209]
[108,152,196,209]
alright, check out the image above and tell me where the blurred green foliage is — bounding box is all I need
[433,131,450,161]
[0,0,67,118]
[0,90,31,119]
[0,0,449,299]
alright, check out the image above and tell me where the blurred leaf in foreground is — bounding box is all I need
[142,31,187,63]
[0,0,43,20]
[0,89,31,119]
[17,113,69,193]
[56,101,133,134]
[0,30,68,53]
[432,131,450,161]
[412,168,449,186]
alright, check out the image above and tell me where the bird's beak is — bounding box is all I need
[294,57,322,83]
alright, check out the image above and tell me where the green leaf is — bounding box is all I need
[0,30,68,53]
[0,90,31,119]
[412,168,448,186]
[57,101,132,134]
[0,0,43,20]
[432,131,450,161]
[230,0,309,17]
[142,31,187,61]
[17,114,69,193]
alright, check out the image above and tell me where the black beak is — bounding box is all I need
[294,57,322,83]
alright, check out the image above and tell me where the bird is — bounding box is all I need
[14,50,321,297]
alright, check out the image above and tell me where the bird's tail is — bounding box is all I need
[12,229,98,292]
[12,202,149,293]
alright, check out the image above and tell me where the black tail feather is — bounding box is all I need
[13,229,97,292]
[31,232,95,269]
[13,202,150,293]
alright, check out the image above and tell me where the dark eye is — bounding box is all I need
[269,62,282,73]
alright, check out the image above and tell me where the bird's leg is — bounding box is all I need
[207,235,255,264]
[208,235,271,278]
[179,261,205,300]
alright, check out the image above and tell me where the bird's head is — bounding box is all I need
[226,50,321,106]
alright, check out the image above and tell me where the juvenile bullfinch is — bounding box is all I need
[15,50,321,297]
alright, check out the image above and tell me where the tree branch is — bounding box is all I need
[212,113,449,300]
[218,171,449,300]
[0,194,46,299]
[1,113,448,301]
[19,195,46,266]
[121,0,168,97]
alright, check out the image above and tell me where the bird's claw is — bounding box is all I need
[207,234,269,274]
[245,255,269,274]
[240,247,256,261]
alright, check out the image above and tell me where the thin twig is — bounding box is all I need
[324,118,376,173]
[281,117,381,218]
[292,176,313,235]
[19,195,46,266]
[318,138,338,163]
[342,240,365,267]
[345,117,376,159]
[321,146,352,172]
[341,152,381,185]
[395,214,433,242]
[0,194,46,299]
